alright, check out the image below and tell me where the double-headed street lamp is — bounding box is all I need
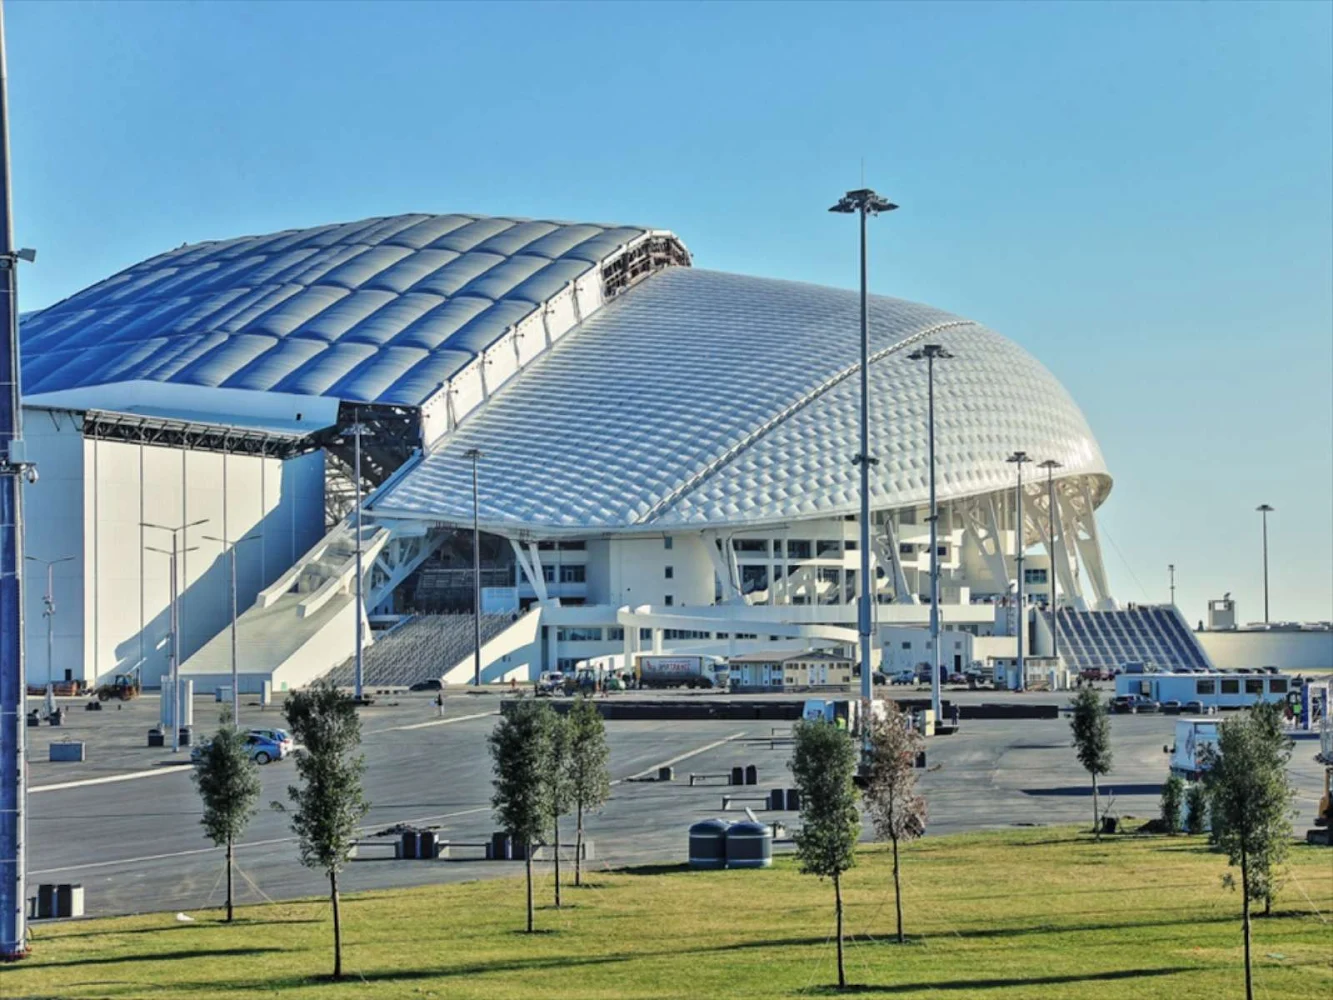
[1255,504,1274,624]
[203,533,260,725]
[908,344,952,723]
[465,448,483,687]
[143,518,208,752]
[1037,459,1062,664]
[1006,452,1031,691]
[24,554,74,686]
[830,187,897,754]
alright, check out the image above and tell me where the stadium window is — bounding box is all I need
[558,540,586,551]
[1024,568,1048,585]
[1220,678,1240,695]
[1195,678,1216,695]
[663,536,673,550]
[560,565,585,583]
[557,658,579,671]
[664,566,674,580]
[537,541,556,550]
[606,627,625,641]
[733,538,768,554]
[716,632,730,639]
[845,540,857,551]
[1244,679,1264,695]
[1268,678,1288,694]
[791,595,809,605]
[899,543,915,556]
[773,565,785,580]
[901,642,912,650]
[664,594,674,606]
[558,627,602,642]
[773,540,785,557]
[817,539,842,557]
[542,565,556,583]
[639,628,652,642]
[788,540,812,559]
[936,545,948,557]
[741,565,769,594]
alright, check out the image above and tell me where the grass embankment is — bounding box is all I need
[8,828,1331,999]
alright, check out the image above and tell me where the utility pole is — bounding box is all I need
[830,187,897,756]
[465,448,483,686]
[203,534,258,725]
[1255,504,1273,624]
[24,556,73,685]
[908,344,951,724]
[0,0,38,960]
[144,519,206,751]
[346,415,370,702]
[1007,452,1031,691]
[1038,459,1062,665]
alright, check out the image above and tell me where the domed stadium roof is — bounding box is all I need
[20,213,688,408]
[370,266,1111,533]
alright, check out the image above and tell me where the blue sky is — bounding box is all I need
[7,0,1331,624]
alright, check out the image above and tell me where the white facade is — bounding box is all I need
[21,406,325,686]
[1196,628,1333,671]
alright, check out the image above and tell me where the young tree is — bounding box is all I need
[489,698,554,932]
[1184,781,1208,835]
[1069,687,1113,839]
[565,696,610,887]
[1203,709,1296,1000]
[281,682,370,980]
[545,709,573,908]
[1159,775,1185,835]
[790,719,861,989]
[863,707,927,943]
[192,709,261,922]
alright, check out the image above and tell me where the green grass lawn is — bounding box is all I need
[7,828,1331,999]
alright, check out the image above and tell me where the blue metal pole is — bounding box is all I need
[0,1,31,960]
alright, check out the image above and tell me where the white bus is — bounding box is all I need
[1115,671,1294,710]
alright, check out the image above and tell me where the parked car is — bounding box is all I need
[1110,694,1159,715]
[872,671,888,686]
[409,678,444,691]
[1181,700,1218,716]
[248,728,293,756]
[1159,700,1183,715]
[890,669,917,686]
[191,733,286,766]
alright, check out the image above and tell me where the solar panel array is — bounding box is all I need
[1053,606,1212,673]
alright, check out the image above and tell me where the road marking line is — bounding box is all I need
[374,710,498,734]
[31,766,193,794]
[617,731,747,784]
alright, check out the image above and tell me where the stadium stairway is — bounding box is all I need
[322,611,517,689]
[1049,603,1214,675]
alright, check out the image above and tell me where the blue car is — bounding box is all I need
[191,733,285,765]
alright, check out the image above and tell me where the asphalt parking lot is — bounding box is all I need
[23,688,1330,917]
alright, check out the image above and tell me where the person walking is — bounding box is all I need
[435,690,445,718]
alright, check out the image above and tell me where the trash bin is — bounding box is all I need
[724,820,773,869]
[419,830,438,859]
[489,831,512,861]
[26,710,39,727]
[401,831,419,860]
[147,729,165,748]
[730,766,744,786]
[785,788,801,812]
[744,764,758,786]
[658,766,674,782]
[35,884,57,919]
[56,884,84,918]
[48,708,64,727]
[768,789,786,811]
[689,819,729,870]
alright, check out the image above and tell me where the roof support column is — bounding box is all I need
[876,515,915,605]
[1071,484,1114,610]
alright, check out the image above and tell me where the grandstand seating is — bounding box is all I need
[323,612,514,688]
[1051,604,1213,674]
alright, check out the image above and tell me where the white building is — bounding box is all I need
[18,212,1119,691]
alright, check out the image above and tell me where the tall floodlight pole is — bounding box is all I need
[143,518,206,751]
[830,187,897,753]
[203,534,258,724]
[465,448,483,686]
[1006,452,1031,691]
[0,2,38,959]
[1256,504,1273,624]
[346,416,370,702]
[1168,564,1176,606]
[908,344,952,724]
[24,556,73,685]
[1038,459,1062,665]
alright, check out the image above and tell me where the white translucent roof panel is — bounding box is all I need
[20,214,661,407]
[373,268,1110,533]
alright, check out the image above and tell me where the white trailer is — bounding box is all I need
[1116,671,1295,710]
[1167,718,1222,781]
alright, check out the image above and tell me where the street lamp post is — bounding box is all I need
[830,187,897,756]
[465,448,483,687]
[1038,459,1062,665]
[1006,452,1031,691]
[1256,504,1273,623]
[203,534,259,725]
[345,416,371,702]
[24,555,73,686]
[1168,564,1176,607]
[143,519,207,751]
[908,344,952,724]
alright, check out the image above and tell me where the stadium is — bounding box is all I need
[18,211,1138,694]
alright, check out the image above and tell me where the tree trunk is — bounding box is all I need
[1091,774,1100,838]
[553,817,562,909]
[525,845,534,933]
[834,872,846,989]
[892,834,904,943]
[1241,848,1253,1000]
[330,870,343,980]
[225,835,234,923]
[575,801,584,887]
